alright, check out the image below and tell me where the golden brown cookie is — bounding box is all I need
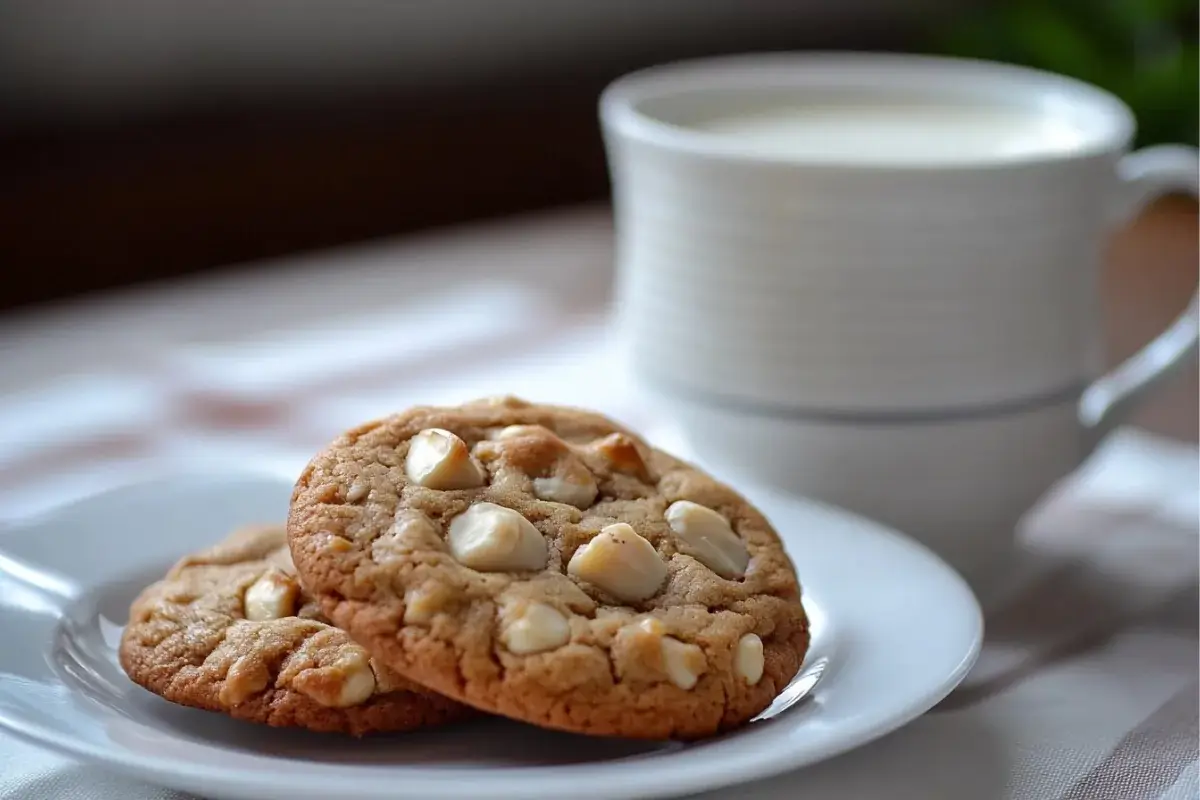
[288,397,810,740]
[119,524,471,736]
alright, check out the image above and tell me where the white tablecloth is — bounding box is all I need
[1,209,1196,799]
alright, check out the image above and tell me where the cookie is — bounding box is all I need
[119,524,471,736]
[288,396,810,740]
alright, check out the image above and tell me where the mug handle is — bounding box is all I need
[1078,144,1199,443]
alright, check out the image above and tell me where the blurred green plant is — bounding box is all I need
[933,0,1198,147]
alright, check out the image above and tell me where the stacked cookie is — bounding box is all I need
[121,397,810,740]
[119,524,470,736]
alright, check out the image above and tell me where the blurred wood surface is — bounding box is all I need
[1102,195,1199,442]
[0,86,612,310]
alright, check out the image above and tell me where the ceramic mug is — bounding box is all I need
[599,53,1198,593]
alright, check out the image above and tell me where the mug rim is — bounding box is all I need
[599,51,1137,172]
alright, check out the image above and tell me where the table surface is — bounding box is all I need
[0,204,1196,800]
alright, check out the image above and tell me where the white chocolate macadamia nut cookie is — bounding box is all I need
[119,524,470,735]
[288,398,810,740]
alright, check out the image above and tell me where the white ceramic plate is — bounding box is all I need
[0,473,981,800]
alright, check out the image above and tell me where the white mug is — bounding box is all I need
[599,53,1198,593]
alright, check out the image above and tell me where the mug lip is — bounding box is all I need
[599,51,1137,172]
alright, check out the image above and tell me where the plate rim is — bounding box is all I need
[0,472,983,800]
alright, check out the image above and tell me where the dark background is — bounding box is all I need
[1,1,1195,312]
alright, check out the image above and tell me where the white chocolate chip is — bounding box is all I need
[665,500,750,579]
[735,633,765,685]
[487,425,598,510]
[494,429,597,510]
[473,395,530,408]
[405,428,486,490]
[591,433,650,478]
[293,644,377,708]
[567,523,666,602]
[496,424,553,440]
[611,617,674,684]
[447,502,547,572]
[403,581,452,624]
[335,659,378,707]
[661,636,706,690]
[499,600,571,654]
[244,568,299,621]
[219,653,270,705]
[634,617,666,637]
[322,533,354,554]
[346,480,370,502]
[532,473,598,509]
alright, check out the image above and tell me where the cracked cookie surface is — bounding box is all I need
[288,397,810,740]
[119,524,471,736]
